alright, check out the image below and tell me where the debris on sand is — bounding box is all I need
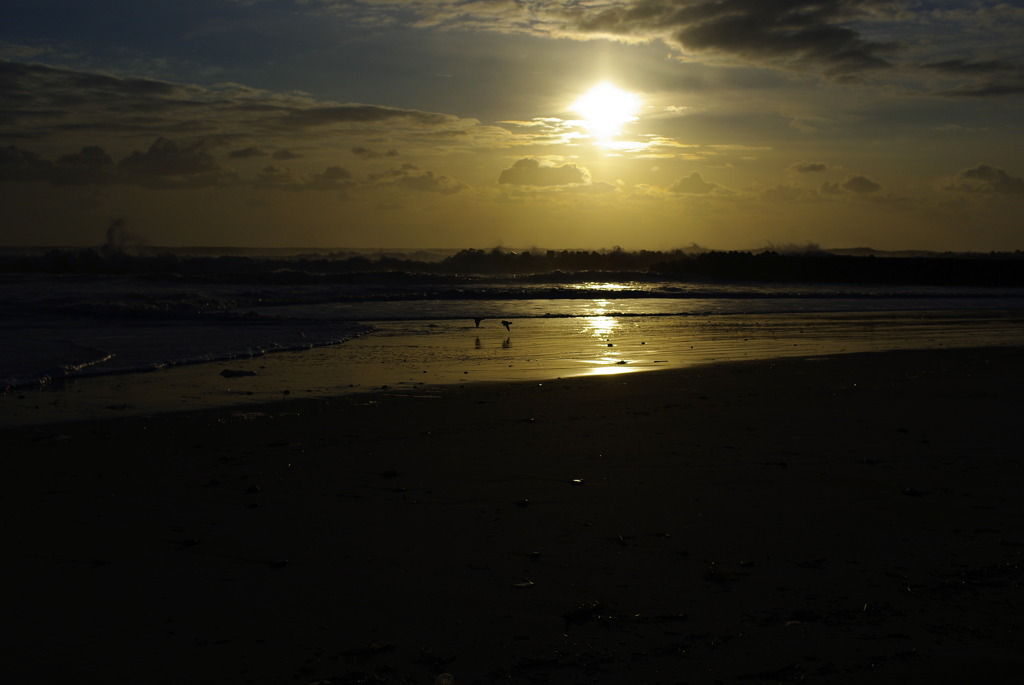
[220,368,257,378]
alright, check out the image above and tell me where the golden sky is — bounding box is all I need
[2,1,1024,251]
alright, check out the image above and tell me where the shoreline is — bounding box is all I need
[7,346,1024,683]
[5,308,1024,428]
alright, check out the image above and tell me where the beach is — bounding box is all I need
[6,309,1024,428]
[6,345,1024,684]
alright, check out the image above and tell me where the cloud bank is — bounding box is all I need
[0,59,482,152]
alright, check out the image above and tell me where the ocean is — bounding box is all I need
[3,246,1024,425]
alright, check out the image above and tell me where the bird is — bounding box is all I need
[473,317,484,327]
[501,320,512,332]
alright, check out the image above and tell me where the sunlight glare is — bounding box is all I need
[571,282,630,292]
[581,362,640,377]
[571,82,641,142]
[583,315,618,340]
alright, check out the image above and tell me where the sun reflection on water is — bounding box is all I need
[580,298,612,317]
[583,314,618,339]
[577,312,637,376]
[571,282,631,292]
[581,363,640,377]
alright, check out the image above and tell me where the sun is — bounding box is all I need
[571,82,641,142]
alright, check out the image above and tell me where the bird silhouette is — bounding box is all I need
[501,320,512,332]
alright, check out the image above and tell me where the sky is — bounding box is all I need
[2,0,1024,251]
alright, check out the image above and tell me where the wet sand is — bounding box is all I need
[6,346,1024,684]
[5,309,1024,427]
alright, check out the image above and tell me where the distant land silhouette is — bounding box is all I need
[2,245,1023,287]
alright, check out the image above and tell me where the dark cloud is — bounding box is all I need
[923,59,1020,75]
[228,146,267,158]
[0,60,478,149]
[937,82,1024,98]
[0,60,197,141]
[819,177,885,196]
[942,165,1024,196]
[119,137,218,176]
[841,174,881,194]
[923,59,1024,98]
[285,105,456,127]
[51,145,116,185]
[272,149,303,160]
[307,165,354,191]
[117,137,238,189]
[0,145,52,182]
[572,0,896,75]
[319,166,351,181]
[820,181,845,195]
[498,158,588,186]
[790,161,829,173]
[352,146,399,159]
[370,163,465,194]
[253,165,298,189]
[327,0,898,79]
[668,171,717,194]
[253,164,354,192]
[1,139,237,189]
[394,170,464,194]
[63,69,183,97]
[2,136,410,195]
[0,60,184,107]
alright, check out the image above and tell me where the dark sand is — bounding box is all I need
[6,347,1024,684]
